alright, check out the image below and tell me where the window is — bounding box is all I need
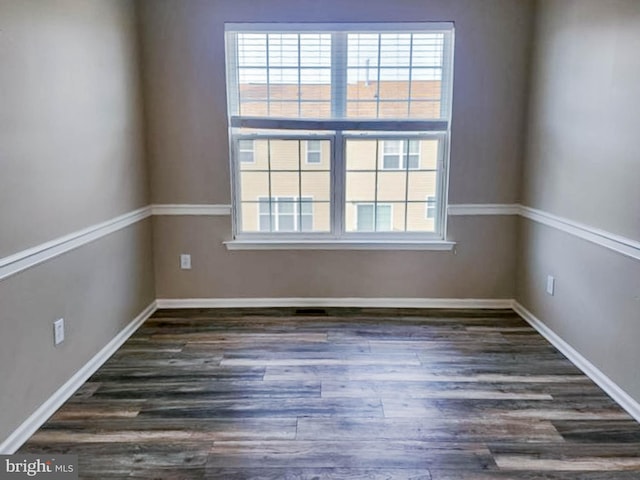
[356,203,392,231]
[382,140,420,170]
[258,196,313,232]
[306,140,322,164]
[426,195,436,219]
[238,139,255,163]
[226,23,454,242]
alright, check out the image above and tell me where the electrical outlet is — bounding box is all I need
[546,275,555,296]
[54,318,65,346]
[180,254,192,270]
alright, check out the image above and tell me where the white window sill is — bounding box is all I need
[224,240,456,251]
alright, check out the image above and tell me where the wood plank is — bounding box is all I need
[17,307,640,479]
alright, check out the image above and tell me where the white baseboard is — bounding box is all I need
[512,301,640,423]
[156,297,514,309]
[0,301,157,454]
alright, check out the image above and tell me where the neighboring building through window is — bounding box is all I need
[356,203,392,232]
[226,23,454,240]
[238,139,254,163]
[382,140,420,170]
[258,197,313,232]
[426,195,436,219]
[306,140,322,164]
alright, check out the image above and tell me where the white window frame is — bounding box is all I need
[226,23,455,245]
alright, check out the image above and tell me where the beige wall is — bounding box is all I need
[518,0,640,402]
[0,0,154,444]
[0,0,149,258]
[154,215,518,299]
[139,0,533,206]
[0,221,155,442]
[139,0,534,299]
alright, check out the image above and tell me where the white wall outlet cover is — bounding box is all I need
[54,318,65,345]
[180,254,192,270]
[546,275,555,296]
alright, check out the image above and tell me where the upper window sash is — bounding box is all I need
[225,23,454,124]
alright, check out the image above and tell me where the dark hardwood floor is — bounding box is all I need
[20,308,640,479]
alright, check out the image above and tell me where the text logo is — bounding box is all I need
[0,456,77,479]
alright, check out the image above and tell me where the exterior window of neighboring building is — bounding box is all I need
[382,140,420,170]
[426,195,436,219]
[226,23,454,240]
[238,139,255,163]
[306,140,322,164]
[356,203,392,232]
[259,196,313,232]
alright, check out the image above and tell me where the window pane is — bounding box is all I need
[311,202,331,232]
[419,139,439,169]
[378,68,410,99]
[306,140,322,164]
[269,140,300,170]
[271,172,299,196]
[406,154,420,169]
[407,202,435,232]
[300,81,331,101]
[356,204,374,232]
[346,101,378,118]
[258,197,271,214]
[259,214,272,232]
[278,214,295,231]
[378,101,410,119]
[239,201,270,232]
[299,34,332,67]
[239,151,254,163]
[407,171,437,201]
[383,155,400,170]
[377,171,407,201]
[345,31,446,119]
[346,172,376,202]
[379,34,411,67]
[268,34,299,67]
[240,172,269,201]
[301,172,330,201]
[278,200,295,214]
[426,196,437,219]
[235,33,332,119]
[383,141,401,154]
[376,204,393,231]
[346,139,377,170]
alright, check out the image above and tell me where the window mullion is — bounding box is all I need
[297,140,302,232]
[374,140,380,231]
[403,140,410,232]
[331,32,347,119]
[333,132,345,237]
[267,139,273,232]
